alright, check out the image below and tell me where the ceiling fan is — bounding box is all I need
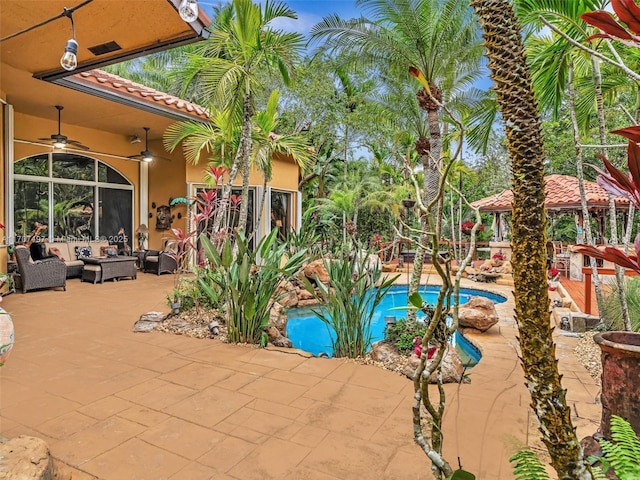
[128,127,172,162]
[38,105,90,150]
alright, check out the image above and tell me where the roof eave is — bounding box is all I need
[55,74,210,123]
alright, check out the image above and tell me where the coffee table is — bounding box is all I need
[81,256,137,284]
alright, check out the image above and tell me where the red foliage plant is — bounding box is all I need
[574,129,640,273]
[461,221,484,235]
[576,1,640,273]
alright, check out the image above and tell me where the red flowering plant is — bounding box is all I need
[548,267,560,281]
[461,220,484,236]
[574,129,640,273]
[492,252,505,261]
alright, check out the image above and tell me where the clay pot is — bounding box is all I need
[594,331,640,438]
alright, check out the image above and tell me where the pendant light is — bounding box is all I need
[60,8,78,71]
[178,0,199,22]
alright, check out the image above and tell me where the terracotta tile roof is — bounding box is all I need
[471,174,630,212]
[73,69,210,120]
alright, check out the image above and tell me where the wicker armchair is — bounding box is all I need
[143,249,178,275]
[14,245,66,293]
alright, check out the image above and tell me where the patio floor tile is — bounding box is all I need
[139,417,226,460]
[81,437,189,480]
[0,273,602,479]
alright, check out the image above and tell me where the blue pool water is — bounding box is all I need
[286,285,506,360]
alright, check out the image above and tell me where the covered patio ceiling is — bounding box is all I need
[470,174,630,214]
[0,0,210,142]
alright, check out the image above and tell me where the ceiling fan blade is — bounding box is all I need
[38,137,53,141]
[66,141,90,150]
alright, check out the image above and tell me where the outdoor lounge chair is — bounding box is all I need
[143,242,178,275]
[14,245,67,293]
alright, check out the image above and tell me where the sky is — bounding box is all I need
[200,1,361,36]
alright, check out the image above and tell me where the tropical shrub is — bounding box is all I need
[509,415,640,480]
[600,277,640,331]
[199,229,307,344]
[384,317,431,355]
[302,252,398,358]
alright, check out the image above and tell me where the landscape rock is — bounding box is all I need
[297,288,315,301]
[0,435,54,480]
[303,259,330,285]
[370,342,397,363]
[458,297,499,332]
[132,311,167,333]
[370,342,465,383]
[297,298,322,308]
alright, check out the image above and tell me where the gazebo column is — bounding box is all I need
[575,212,584,244]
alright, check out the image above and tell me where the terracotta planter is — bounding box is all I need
[594,331,640,438]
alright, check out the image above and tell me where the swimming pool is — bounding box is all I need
[286,285,506,360]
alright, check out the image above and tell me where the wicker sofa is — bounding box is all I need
[43,240,111,278]
[14,245,66,293]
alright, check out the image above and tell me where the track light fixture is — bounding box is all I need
[178,0,199,22]
[60,9,78,71]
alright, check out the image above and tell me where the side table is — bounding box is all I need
[132,250,146,270]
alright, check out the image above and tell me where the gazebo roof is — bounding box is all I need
[470,174,630,213]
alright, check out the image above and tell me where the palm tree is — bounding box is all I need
[250,90,312,236]
[178,0,305,234]
[471,0,594,478]
[516,0,614,320]
[311,0,483,317]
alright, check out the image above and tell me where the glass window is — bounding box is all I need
[99,188,133,250]
[98,163,129,185]
[14,154,48,177]
[14,180,49,244]
[53,184,94,240]
[13,153,133,243]
[270,191,291,241]
[52,153,94,180]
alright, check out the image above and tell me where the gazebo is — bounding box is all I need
[471,174,630,243]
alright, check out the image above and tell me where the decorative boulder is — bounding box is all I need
[132,311,167,333]
[499,260,512,274]
[402,345,465,383]
[370,342,397,363]
[458,297,499,332]
[303,259,330,285]
[0,436,54,479]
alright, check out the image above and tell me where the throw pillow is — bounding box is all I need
[75,246,92,259]
[105,247,118,258]
[48,246,66,261]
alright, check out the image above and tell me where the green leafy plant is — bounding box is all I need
[509,449,554,480]
[302,252,398,358]
[595,415,640,479]
[199,228,307,344]
[384,317,429,355]
[509,415,640,480]
[600,277,640,332]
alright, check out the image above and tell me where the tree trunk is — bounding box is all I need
[408,108,442,321]
[593,57,631,330]
[568,62,605,314]
[236,92,253,235]
[470,1,593,478]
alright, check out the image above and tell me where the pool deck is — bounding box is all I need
[0,273,601,479]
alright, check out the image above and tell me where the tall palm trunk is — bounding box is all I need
[592,58,632,330]
[568,63,606,315]
[408,104,443,321]
[470,1,593,478]
[237,91,253,235]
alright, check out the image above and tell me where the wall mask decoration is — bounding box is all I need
[156,205,173,230]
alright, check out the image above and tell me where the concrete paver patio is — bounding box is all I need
[0,273,600,479]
